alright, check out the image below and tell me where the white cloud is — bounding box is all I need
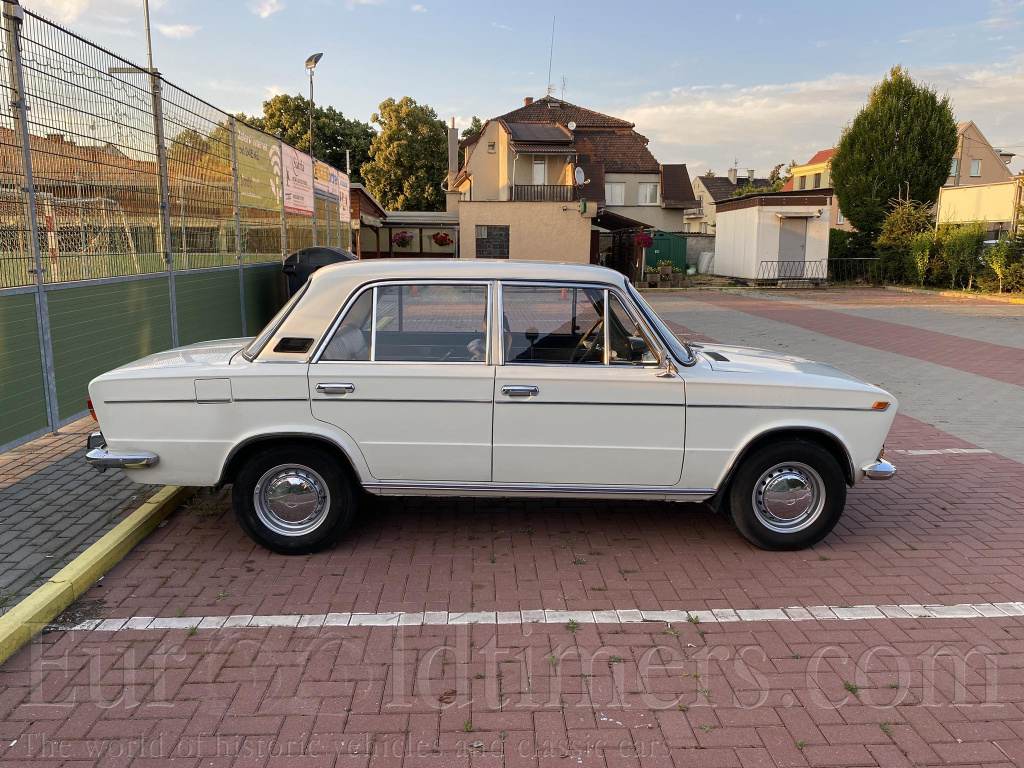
[23,0,91,23]
[411,3,426,11]
[344,0,378,8]
[156,23,199,38]
[249,0,285,18]
[265,84,285,98]
[619,56,1024,175]
[491,22,514,31]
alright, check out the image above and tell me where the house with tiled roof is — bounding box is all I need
[689,168,776,233]
[452,96,697,266]
[778,150,851,231]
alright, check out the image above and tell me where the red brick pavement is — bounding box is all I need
[682,291,1024,388]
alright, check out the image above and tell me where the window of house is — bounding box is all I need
[321,284,490,363]
[813,173,822,189]
[700,222,708,234]
[798,175,806,190]
[476,224,509,259]
[970,159,981,177]
[605,182,625,206]
[949,158,958,176]
[487,142,496,153]
[532,159,546,185]
[638,182,659,205]
[837,209,845,225]
[501,285,605,365]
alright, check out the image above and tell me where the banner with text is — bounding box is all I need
[234,121,281,210]
[282,144,315,216]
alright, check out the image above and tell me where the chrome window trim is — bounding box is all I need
[625,282,696,367]
[312,279,493,365]
[495,280,665,368]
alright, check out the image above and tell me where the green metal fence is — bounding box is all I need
[0,1,350,450]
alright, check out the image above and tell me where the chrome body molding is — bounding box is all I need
[362,480,717,500]
[862,459,897,480]
[687,404,889,412]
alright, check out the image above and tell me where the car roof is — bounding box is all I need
[307,258,628,287]
[257,259,631,363]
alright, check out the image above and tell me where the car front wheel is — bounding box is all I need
[232,445,355,555]
[725,440,847,550]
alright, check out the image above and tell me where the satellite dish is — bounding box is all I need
[567,121,577,131]
[574,166,586,186]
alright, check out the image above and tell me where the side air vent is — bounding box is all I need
[705,351,729,362]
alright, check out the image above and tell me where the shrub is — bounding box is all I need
[875,200,933,284]
[983,231,1024,293]
[940,222,986,290]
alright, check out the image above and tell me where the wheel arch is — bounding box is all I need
[218,433,364,487]
[706,426,854,512]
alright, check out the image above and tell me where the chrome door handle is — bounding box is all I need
[316,382,355,395]
[501,385,539,397]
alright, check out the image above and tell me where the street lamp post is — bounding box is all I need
[305,53,323,159]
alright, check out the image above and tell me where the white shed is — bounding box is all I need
[713,190,833,280]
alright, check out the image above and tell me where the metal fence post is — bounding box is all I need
[278,137,288,264]
[4,1,59,433]
[229,118,247,335]
[149,68,178,346]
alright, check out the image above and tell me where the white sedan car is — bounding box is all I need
[87,260,896,553]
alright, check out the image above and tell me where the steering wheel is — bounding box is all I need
[570,318,604,363]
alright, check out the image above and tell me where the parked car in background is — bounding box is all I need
[86,260,897,553]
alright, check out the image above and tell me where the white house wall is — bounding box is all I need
[715,203,830,279]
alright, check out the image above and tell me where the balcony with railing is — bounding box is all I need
[512,184,577,202]
[684,206,704,218]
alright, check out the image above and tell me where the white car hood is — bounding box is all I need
[112,338,252,373]
[694,343,869,386]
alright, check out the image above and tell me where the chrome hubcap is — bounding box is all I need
[751,462,825,534]
[254,464,330,537]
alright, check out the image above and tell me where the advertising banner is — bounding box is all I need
[234,121,281,210]
[282,144,314,216]
[314,160,351,223]
[338,171,350,221]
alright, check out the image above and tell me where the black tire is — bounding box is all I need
[725,439,846,551]
[231,445,356,555]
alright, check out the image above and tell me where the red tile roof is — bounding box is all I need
[804,148,835,165]
[573,131,659,174]
[497,96,634,129]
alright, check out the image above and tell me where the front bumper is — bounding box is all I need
[862,459,896,480]
[86,431,159,471]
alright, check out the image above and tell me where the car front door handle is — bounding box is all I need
[501,385,539,397]
[316,382,355,395]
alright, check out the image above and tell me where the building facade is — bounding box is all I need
[688,168,775,233]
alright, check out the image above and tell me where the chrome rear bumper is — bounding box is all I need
[862,459,896,480]
[86,431,159,471]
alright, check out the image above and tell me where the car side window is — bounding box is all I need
[608,295,658,365]
[321,289,373,361]
[501,285,606,365]
[374,284,489,362]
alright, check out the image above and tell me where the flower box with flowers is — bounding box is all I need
[391,231,414,248]
[432,231,453,248]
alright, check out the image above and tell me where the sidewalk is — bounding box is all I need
[0,417,154,617]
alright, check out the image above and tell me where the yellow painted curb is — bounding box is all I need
[884,285,1024,305]
[0,484,194,667]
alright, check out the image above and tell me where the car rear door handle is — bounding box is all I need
[316,382,355,395]
[501,385,539,397]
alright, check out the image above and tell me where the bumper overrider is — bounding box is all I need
[85,431,159,471]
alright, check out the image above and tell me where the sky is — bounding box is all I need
[23,0,1024,176]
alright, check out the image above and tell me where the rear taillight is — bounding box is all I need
[87,398,97,421]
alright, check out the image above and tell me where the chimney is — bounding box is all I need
[747,169,755,183]
[727,168,737,184]
[446,117,460,213]
[524,97,534,106]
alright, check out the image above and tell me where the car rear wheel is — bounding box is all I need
[232,445,355,554]
[725,440,846,550]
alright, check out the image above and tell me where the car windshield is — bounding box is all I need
[625,283,694,364]
[241,283,309,360]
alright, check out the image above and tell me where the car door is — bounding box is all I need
[492,282,686,487]
[309,281,495,482]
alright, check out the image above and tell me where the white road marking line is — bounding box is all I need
[889,448,992,455]
[54,601,1024,632]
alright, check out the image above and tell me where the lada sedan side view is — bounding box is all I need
[86,260,896,553]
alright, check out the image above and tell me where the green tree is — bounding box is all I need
[461,116,483,140]
[245,94,374,183]
[361,96,448,212]
[830,66,958,239]
[702,169,716,177]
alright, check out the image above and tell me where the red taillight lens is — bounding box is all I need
[87,397,97,421]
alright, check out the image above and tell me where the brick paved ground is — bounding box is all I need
[1,288,1022,767]
[0,418,153,617]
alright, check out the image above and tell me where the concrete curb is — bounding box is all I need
[0,484,194,667]
[884,285,1024,305]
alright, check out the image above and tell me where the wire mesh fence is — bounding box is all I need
[0,0,351,290]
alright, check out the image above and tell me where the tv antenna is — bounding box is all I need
[545,16,556,96]
[561,75,567,100]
